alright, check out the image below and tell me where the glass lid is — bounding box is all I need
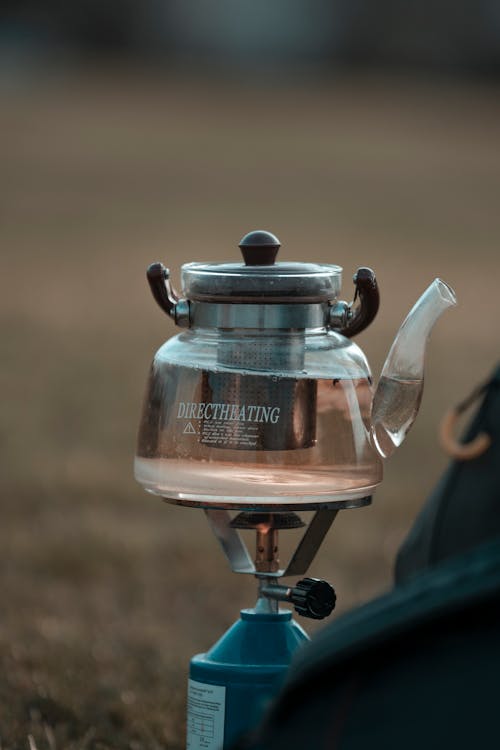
[181,230,342,303]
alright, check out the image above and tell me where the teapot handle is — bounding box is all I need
[338,267,380,338]
[146,262,190,327]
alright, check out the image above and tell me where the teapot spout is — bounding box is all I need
[371,278,456,458]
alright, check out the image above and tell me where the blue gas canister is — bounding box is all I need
[187,609,308,749]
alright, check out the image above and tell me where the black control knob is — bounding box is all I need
[289,578,336,620]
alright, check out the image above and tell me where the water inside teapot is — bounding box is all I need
[135,369,383,503]
[371,376,424,459]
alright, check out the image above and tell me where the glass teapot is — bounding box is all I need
[135,230,456,508]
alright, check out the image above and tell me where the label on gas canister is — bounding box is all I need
[175,370,317,451]
[187,679,226,749]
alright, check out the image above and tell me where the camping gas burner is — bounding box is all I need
[204,503,370,580]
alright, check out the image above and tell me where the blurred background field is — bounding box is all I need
[1,4,500,748]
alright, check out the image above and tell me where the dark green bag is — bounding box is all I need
[396,365,500,582]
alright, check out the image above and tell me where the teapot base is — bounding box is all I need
[157,491,374,511]
[135,456,378,510]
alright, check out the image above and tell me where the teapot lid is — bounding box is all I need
[181,230,342,303]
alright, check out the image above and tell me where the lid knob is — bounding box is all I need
[239,230,281,266]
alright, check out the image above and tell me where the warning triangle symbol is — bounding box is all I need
[183,421,196,435]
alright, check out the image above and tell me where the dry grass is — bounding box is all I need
[1,68,499,748]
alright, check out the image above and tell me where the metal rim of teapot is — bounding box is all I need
[146,262,379,336]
